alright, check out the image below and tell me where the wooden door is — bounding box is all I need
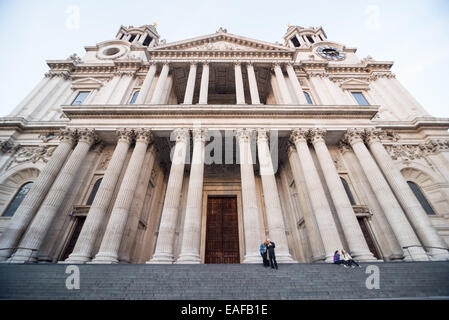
[357,217,381,259]
[205,197,240,264]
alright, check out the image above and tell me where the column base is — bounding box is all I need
[242,253,263,264]
[0,249,12,262]
[175,253,201,264]
[7,249,37,264]
[324,253,336,263]
[62,253,92,264]
[350,250,378,262]
[90,252,119,264]
[147,253,174,264]
[429,250,449,261]
[275,252,298,263]
[403,247,430,262]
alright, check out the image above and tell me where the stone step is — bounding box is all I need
[1,262,448,300]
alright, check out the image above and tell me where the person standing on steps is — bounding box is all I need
[266,239,278,270]
[341,249,361,268]
[260,242,269,267]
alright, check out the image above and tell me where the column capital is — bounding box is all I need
[173,128,190,143]
[364,128,383,146]
[234,60,242,66]
[192,128,207,142]
[342,128,365,146]
[290,129,309,144]
[77,128,98,146]
[309,128,327,144]
[189,61,198,67]
[235,128,254,142]
[338,141,353,154]
[58,128,77,145]
[116,128,134,144]
[134,128,153,144]
[256,128,269,143]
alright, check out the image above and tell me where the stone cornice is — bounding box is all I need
[62,104,379,120]
[147,50,293,60]
[0,118,67,131]
[372,117,449,130]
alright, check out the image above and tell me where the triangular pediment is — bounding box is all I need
[338,78,370,90]
[71,77,104,90]
[153,30,293,52]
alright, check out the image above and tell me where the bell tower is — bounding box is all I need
[115,24,160,47]
[284,25,327,48]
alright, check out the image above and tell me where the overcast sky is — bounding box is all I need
[0,0,448,117]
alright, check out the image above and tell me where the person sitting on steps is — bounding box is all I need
[341,249,361,268]
[333,250,348,268]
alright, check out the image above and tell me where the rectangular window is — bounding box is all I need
[71,91,90,106]
[142,35,153,46]
[130,91,140,104]
[351,92,370,106]
[129,34,137,42]
[304,91,313,105]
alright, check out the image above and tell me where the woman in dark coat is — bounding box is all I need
[266,239,278,269]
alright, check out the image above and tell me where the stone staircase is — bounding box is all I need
[0,262,448,300]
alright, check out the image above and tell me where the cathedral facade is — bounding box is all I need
[0,24,448,265]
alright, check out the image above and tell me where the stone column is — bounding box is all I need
[148,128,190,264]
[183,63,197,104]
[64,129,134,263]
[135,63,157,104]
[257,129,294,262]
[286,63,308,105]
[150,63,170,105]
[274,64,292,104]
[0,129,77,261]
[108,71,135,104]
[8,129,98,263]
[343,128,429,261]
[234,62,245,105]
[309,128,376,261]
[176,128,207,264]
[290,129,343,262]
[236,128,262,263]
[287,145,326,261]
[365,129,449,261]
[91,129,153,264]
[199,62,209,104]
[246,63,261,105]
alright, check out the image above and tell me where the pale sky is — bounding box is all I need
[0,0,448,117]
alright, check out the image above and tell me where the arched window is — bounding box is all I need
[2,182,33,217]
[86,178,103,206]
[407,181,436,215]
[130,91,140,104]
[340,177,356,206]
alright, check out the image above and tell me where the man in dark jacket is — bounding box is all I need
[266,239,278,269]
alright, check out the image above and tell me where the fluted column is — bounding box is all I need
[64,129,134,263]
[199,62,209,104]
[148,128,190,264]
[150,63,170,104]
[108,71,135,104]
[176,128,207,264]
[286,63,308,105]
[135,63,157,104]
[119,144,157,263]
[234,62,245,104]
[365,129,449,261]
[274,64,292,104]
[246,63,260,105]
[91,129,153,264]
[257,129,294,262]
[343,128,429,261]
[183,63,197,104]
[8,129,98,263]
[0,129,77,261]
[309,128,376,261]
[290,129,343,262]
[287,145,326,261]
[236,128,262,263]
